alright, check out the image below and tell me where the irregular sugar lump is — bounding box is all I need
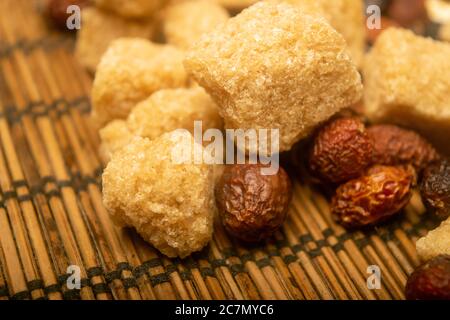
[99,87,223,161]
[184,2,363,152]
[75,7,154,73]
[163,0,229,50]
[102,133,215,258]
[91,38,188,128]
[364,28,450,156]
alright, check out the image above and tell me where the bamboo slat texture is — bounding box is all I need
[0,0,441,300]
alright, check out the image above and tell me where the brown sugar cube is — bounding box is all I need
[99,87,223,161]
[99,120,133,163]
[163,0,229,50]
[91,38,188,127]
[184,2,363,152]
[75,7,155,73]
[416,216,450,261]
[93,0,167,18]
[102,133,215,258]
[277,0,366,67]
[439,23,450,42]
[363,28,450,156]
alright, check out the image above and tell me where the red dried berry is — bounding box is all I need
[331,165,415,228]
[388,0,426,27]
[215,164,292,242]
[367,124,440,173]
[421,159,450,220]
[309,117,374,184]
[47,0,90,30]
[405,255,450,300]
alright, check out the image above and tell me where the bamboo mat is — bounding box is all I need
[0,0,441,300]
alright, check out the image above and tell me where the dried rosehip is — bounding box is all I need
[367,124,440,173]
[388,0,426,27]
[215,164,292,242]
[405,255,450,300]
[421,159,450,220]
[331,165,415,228]
[47,0,90,30]
[309,117,374,184]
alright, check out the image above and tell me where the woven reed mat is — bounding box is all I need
[0,0,440,300]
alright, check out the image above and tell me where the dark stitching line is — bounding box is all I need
[104,270,120,284]
[240,253,253,264]
[63,289,81,300]
[0,97,91,124]
[283,254,297,265]
[151,273,171,286]
[0,36,71,58]
[27,279,44,292]
[0,285,9,297]
[91,283,110,295]
[43,284,61,295]
[230,264,245,277]
[210,259,226,269]
[11,290,31,300]
[200,267,215,278]
[86,266,103,278]
[121,277,138,290]
[255,258,271,268]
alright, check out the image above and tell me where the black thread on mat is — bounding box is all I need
[91,283,110,295]
[132,265,148,279]
[179,270,192,281]
[199,267,215,278]
[308,248,322,258]
[151,273,171,286]
[283,254,297,265]
[255,258,271,268]
[210,258,226,269]
[142,258,163,270]
[184,259,198,270]
[165,264,178,275]
[0,36,70,58]
[116,262,133,273]
[87,266,103,278]
[222,247,238,259]
[299,234,314,244]
[12,180,28,188]
[240,253,253,264]
[2,190,17,201]
[121,277,138,290]
[43,284,61,295]
[292,244,304,253]
[332,242,345,253]
[11,290,31,300]
[104,270,121,284]
[322,228,334,238]
[1,97,91,125]
[0,285,9,297]
[27,279,44,292]
[63,289,81,300]
[230,264,245,277]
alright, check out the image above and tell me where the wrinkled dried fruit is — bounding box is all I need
[332,165,415,228]
[405,255,450,300]
[309,117,374,184]
[421,159,450,220]
[367,124,440,173]
[215,164,292,242]
[388,0,426,27]
[47,0,90,29]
